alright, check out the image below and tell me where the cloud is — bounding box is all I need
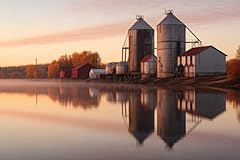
[1,0,240,48]
[0,20,131,47]
[0,108,124,133]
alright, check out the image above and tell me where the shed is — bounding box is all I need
[71,63,95,79]
[59,67,72,79]
[89,69,105,79]
[177,46,227,77]
[141,54,157,78]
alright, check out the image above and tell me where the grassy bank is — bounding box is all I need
[87,75,240,90]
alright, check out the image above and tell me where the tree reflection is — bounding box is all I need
[227,90,240,123]
[47,86,100,109]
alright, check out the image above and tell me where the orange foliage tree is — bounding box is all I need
[71,51,101,68]
[58,54,73,68]
[227,59,240,77]
[48,51,102,79]
[25,65,35,79]
[48,60,60,78]
[236,46,240,59]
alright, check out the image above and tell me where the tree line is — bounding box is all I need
[1,47,240,79]
[48,51,103,78]
[227,46,240,77]
[0,65,48,79]
[0,51,103,79]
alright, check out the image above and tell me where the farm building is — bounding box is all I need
[89,69,105,79]
[71,63,95,79]
[141,54,157,78]
[177,46,227,78]
[59,67,72,79]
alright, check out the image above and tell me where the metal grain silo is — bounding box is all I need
[128,16,154,73]
[116,61,128,75]
[157,11,186,78]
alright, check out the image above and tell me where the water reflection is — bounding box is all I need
[227,90,240,122]
[123,88,226,149]
[157,89,186,149]
[178,89,226,120]
[0,83,231,150]
[48,86,100,109]
[128,89,156,145]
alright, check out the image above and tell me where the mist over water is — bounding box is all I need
[0,79,239,160]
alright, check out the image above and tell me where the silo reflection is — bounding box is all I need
[157,89,186,149]
[128,89,156,145]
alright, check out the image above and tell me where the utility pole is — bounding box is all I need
[35,58,38,79]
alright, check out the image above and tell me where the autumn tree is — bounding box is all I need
[227,59,240,77]
[236,46,240,59]
[48,60,60,78]
[46,51,102,79]
[58,54,73,68]
[71,52,85,67]
[71,51,101,68]
[86,52,101,67]
[25,65,35,79]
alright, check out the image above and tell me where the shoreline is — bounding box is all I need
[0,76,239,91]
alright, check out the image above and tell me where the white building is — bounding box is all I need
[141,54,157,78]
[89,69,105,79]
[177,46,227,78]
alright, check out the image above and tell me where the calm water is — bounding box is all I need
[0,79,239,160]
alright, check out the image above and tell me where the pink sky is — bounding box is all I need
[0,0,239,66]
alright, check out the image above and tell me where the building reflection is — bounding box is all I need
[48,86,101,109]
[127,89,157,145]
[0,83,229,149]
[177,89,226,120]
[156,88,226,149]
[157,89,186,149]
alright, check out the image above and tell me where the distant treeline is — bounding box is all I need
[227,46,240,78]
[0,65,48,79]
[0,51,105,79]
[48,51,105,78]
[1,47,240,79]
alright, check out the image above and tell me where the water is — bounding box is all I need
[0,79,239,160]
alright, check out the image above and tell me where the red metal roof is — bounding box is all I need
[73,63,94,70]
[181,46,211,56]
[141,54,157,62]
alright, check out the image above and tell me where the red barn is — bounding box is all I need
[71,63,95,79]
[60,67,72,79]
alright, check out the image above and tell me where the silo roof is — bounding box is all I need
[141,54,157,62]
[130,18,154,30]
[158,13,185,25]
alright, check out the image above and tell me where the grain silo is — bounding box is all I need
[157,11,186,78]
[128,16,154,73]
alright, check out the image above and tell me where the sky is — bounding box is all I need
[0,0,239,66]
